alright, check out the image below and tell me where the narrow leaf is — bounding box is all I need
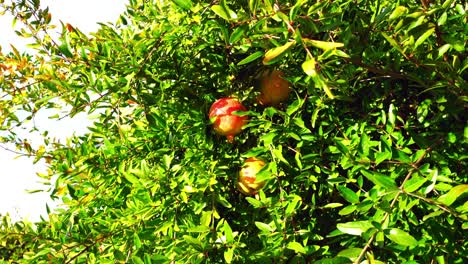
[122,172,139,184]
[389,6,407,20]
[237,51,264,65]
[414,28,435,48]
[303,38,344,50]
[249,0,259,14]
[229,27,245,44]
[302,58,335,99]
[263,41,295,65]
[381,32,404,54]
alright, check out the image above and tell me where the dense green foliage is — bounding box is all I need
[1,0,467,263]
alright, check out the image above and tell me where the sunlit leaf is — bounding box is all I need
[263,41,295,65]
[438,184,468,206]
[389,6,407,20]
[361,170,398,190]
[337,221,374,236]
[403,175,427,192]
[287,241,306,254]
[171,0,192,10]
[255,221,274,233]
[385,228,418,247]
[414,28,435,48]
[303,38,344,50]
[337,186,360,204]
[211,5,237,21]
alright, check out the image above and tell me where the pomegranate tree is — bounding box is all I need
[208,97,248,142]
[256,69,291,107]
[237,157,267,195]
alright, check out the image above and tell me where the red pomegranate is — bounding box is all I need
[209,97,248,142]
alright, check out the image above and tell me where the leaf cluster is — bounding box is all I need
[0,0,466,263]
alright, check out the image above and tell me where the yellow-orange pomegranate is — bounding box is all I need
[237,157,267,195]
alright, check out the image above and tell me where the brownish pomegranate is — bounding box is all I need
[209,97,248,142]
[256,69,290,106]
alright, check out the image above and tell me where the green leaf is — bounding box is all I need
[229,27,245,44]
[131,256,145,264]
[338,205,356,215]
[438,184,468,206]
[286,98,303,115]
[220,221,233,244]
[323,203,344,209]
[337,248,363,262]
[381,32,404,55]
[302,58,335,99]
[302,57,316,76]
[237,51,264,65]
[114,250,126,260]
[389,6,407,20]
[287,241,306,254]
[414,28,435,49]
[358,133,370,156]
[255,221,274,233]
[211,5,237,21]
[260,131,277,145]
[133,233,142,249]
[249,0,259,14]
[122,171,140,185]
[224,248,234,263]
[183,235,203,250]
[393,149,411,163]
[337,221,374,236]
[437,12,447,26]
[171,0,192,10]
[385,228,418,247]
[403,175,427,192]
[361,170,398,190]
[263,41,295,65]
[437,44,451,58]
[245,197,262,208]
[337,186,360,204]
[58,43,73,58]
[388,103,396,127]
[303,38,344,50]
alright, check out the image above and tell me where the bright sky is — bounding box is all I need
[0,0,127,222]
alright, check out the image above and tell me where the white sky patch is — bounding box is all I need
[0,0,127,222]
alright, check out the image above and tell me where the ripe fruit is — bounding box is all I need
[256,69,290,106]
[237,157,267,195]
[209,97,248,142]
